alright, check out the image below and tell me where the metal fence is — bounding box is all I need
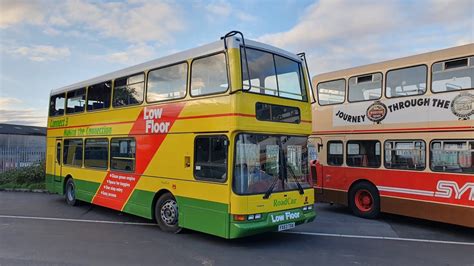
[0,147,46,173]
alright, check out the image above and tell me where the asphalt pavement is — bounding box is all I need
[0,191,473,265]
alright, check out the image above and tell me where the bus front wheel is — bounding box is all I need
[155,193,182,234]
[65,178,79,206]
[349,182,380,219]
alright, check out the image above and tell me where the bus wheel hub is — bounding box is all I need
[161,200,178,225]
[355,190,373,212]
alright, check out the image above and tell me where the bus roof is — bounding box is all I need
[312,43,474,84]
[51,36,302,95]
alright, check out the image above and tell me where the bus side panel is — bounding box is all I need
[75,178,101,203]
[177,196,229,238]
[122,188,155,219]
[61,167,105,203]
[381,196,474,228]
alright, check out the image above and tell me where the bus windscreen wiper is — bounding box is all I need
[263,174,280,199]
[287,165,304,195]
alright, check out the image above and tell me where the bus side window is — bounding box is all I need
[384,140,425,170]
[194,135,228,181]
[110,138,136,172]
[113,73,144,107]
[87,81,112,111]
[327,141,343,166]
[49,93,65,117]
[66,88,86,114]
[84,138,109,169]
[432,56,473,93]
[63,139,83,167]
[346,140,381,168]
[386,65,427,98]
[430,140,473,174]
[190,53,228,97]
[317,79,345,105]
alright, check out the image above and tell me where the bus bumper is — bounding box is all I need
[229,207,316,239]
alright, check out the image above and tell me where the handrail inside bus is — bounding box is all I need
[297,52,316,104]
[221,30,252,92]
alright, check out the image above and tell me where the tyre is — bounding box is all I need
[155,193,182,233]
[65,178,79,206]
[349,182,380,219]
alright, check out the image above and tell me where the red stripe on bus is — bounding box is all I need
[92,103,187,211]
[177,113,255,120]
[312,126,473,134]
[47,120,135,130]
[47,112,256,130]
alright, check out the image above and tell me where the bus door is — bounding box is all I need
[309,137,323,194]
[321,138,346,204]
[182,135,229,237]
[54,139,63,192]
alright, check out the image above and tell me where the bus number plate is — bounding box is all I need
[278,222,295,231]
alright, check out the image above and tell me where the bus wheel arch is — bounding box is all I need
[348,179,380,219]
[153,190,182,234]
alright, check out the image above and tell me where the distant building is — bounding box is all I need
[0,124,46,172]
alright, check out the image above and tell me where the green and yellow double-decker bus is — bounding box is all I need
[46,32,316,238]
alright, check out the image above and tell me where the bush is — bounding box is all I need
[0,161,45,189]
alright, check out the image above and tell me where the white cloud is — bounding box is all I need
[58,0,185,45]
[104,43,156,65]
[0,97,46,127]
[0,109,47,127]
[8,45,71,62]
[206,1,231,17]
[236,12,257,22]
[259,0,474,74]
[1,0,185,45]
[204,0,257,23]
[0,97,22,107]
[0,0,44,28]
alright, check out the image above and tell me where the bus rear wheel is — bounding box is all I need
[155,193,182,234]
[349,182,380,219]
[65,178,79,206]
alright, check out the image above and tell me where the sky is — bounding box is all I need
[0,0,473,126]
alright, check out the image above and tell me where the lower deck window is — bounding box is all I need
[84,138,108,169]
[194,135,228,181]
[346,140,381,168]
[63,139,83,167]
[430,140,473,173]
[384,140,425,170]
[110,138,135,172]
[327,141,343,166]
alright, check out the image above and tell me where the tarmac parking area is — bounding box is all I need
[0,191,473,265]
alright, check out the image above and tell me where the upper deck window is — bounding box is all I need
[432,56,473,93]
[317,79,345,105]
[49,93,65,117]
[113,73,144,107]
[386,65,427,98]
[87,81,111,111]
[147,62,188,102]
[191,53,228,96]
[348,73,382,102]
[242,48,307,101]
[66,88,86,114]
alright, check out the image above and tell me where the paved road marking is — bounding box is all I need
[0,214,156,226]
[283,231,474,246]
[1,214,473,246]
